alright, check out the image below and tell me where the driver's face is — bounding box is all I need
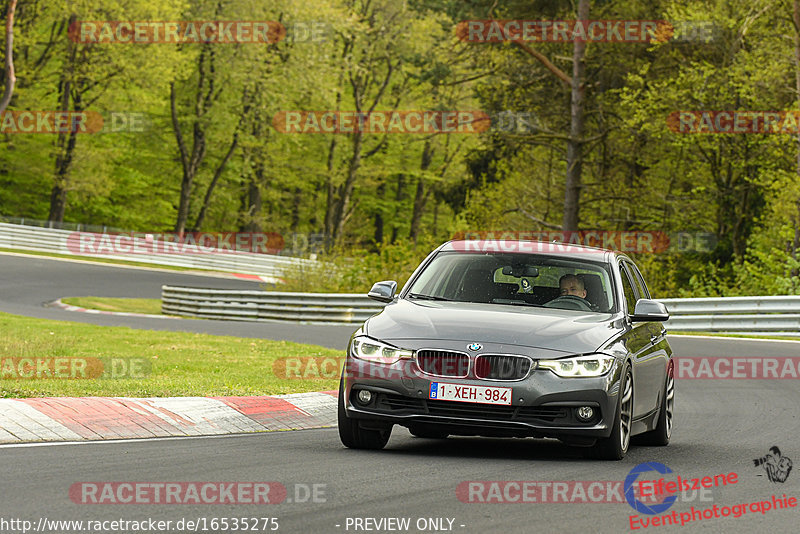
[560,280,587,298]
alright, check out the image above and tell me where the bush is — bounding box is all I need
[279,236,800,297]
[278,237,441,293]
[633,250,800,299]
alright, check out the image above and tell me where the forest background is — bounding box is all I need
[1,0,799,297]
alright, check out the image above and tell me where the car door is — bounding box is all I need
[621,260,665,416]
[616,261,652,419]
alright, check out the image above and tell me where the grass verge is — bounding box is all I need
[0,311,343,398]
[61,297,164,316]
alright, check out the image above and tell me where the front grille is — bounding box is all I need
[372,394,577,425]
[416,350,469,377]
[426,399,516,420]
[474,354,532,380]
[516,406,568,422]
[378,395,425,412]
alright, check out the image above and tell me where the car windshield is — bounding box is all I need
[406,251,616,313]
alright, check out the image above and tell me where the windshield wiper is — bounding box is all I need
[408,293,453,301]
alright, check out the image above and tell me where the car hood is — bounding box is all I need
[365,299,622,354]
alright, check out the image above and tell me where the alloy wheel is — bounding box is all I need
[619,370,633,451]
[664,370,674,439]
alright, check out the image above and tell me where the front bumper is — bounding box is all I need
[341,356,621,440]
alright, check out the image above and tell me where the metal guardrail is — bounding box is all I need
[659,296,800,315]
[161,287,800,333]
[659,296,800,334]
[0,222,311,279]
[161,286,380,324]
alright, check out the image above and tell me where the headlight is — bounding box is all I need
[351,336,413,365]
[538,354,615,378]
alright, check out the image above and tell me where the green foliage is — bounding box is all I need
[0,0,799,297]
[280,237,441,293]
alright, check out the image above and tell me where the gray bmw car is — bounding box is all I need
[338,239,674,460]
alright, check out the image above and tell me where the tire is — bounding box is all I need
[337,383,391,450]
[409,427,449,439]
[635,361,674,446]
[593,364,633,460]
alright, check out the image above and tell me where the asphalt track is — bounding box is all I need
[1,252,799,533]
[0,252,358,349]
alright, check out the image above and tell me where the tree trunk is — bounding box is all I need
[171,81,206,235]
[171,43,215,235]
[47,183,67,224]
[409,180,431,242]
[48,29,78,224]
[290,186,302,232]
[332,131,364,243]
[324,135,338,242]
[373,182,385,244]
[409,139,434,241]
[323,40,350,247]
[192,132,238,231]
[793,0,800,279]
[246,181,262,232]
[794,203,800,281]
[562,0,589,232]
[239,172,262,233]
[390,174,406,243]
[0,0,18,116]
[48,125,80,223]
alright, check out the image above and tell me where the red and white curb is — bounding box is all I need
[230,272,282,284]
[47,299,178,320]
[0,391,337,444]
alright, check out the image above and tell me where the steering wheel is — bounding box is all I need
[543,295,593,311]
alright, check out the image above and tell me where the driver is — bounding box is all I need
[559,274,587,299]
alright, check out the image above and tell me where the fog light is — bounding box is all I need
[357,390,373,404]
[576,406,594,421]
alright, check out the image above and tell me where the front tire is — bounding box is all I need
[337,383,392,450]
[636,361,673,446]
[594,364,633,460]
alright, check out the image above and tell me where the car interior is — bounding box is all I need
[452,262,612,312]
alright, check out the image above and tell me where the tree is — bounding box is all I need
[0,0,18,115]
[15,0,185,224]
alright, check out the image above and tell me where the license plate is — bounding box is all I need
[429,382,512,405]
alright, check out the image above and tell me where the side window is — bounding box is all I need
[623,261,648,300]
[618,263,637,314]
[628,262,651,300]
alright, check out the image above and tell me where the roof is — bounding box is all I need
[440,239,613,260]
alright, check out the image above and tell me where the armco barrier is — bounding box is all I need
[0,221,310,279]
[161,286,381,324]
[659,296,800,334]
[161,287,800,333]
[5,219,797,333]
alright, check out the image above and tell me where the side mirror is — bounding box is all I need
[631,299,669,322]
[367,280,397,303]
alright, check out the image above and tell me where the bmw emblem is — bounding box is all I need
[467,343,482,351]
